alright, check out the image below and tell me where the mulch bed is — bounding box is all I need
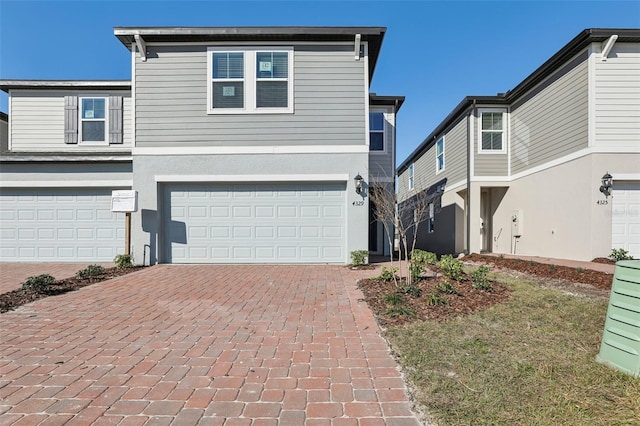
[359,274,510,326]
[464,254,613,291]
[0,266,144,313]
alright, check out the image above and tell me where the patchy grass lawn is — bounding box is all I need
[385,275,640,426]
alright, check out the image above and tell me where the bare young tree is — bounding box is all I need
[396,188,432,284]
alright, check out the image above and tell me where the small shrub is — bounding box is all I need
[439,255,464,281]
[411,249,438,265]
[387,305,416,318]
[548,264,557,272]
[576,267,585,273]
[22,274,56,292]
[383,292,406,306]
[114,254,134,269]
[471,266,493,291]
[77,264,105,278]
[350,250,369,266]
[427,293,447,306]
[436,281,458,295]
[610,248,633,261]
[379,266,398,282]
[401,284,422,298]
[409,262,424,281]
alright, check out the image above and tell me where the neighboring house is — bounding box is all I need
[0,112,8,152]
[397,28,640,261]
[0,26,403,264]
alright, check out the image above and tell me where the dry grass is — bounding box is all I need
[386,275,640,426]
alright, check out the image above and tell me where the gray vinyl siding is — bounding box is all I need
[595,43,640,147]
[369,109,394,181]
[511,52,588,174]
[398,116,468,202]
[8,91,132,151]
[134,44,366,147]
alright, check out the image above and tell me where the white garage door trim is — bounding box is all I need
[163,182,347,264]
[611,181,640,259]
[0,187,127,262]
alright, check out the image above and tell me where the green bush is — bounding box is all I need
[439,255,464,281]
[114,254,134,269]
[436,281,458,295]
[22,274,56,292]
[387,305,417,318]
[77,264,105,278]
[610,248,633,261]
[427,293,447,306]
[471,265,493,291]
[401,283,422,298]
[383,292,406,306]
[409,262,424,281]
[350,250,369,266]
[411,249,438,265]
[379,266,398,282]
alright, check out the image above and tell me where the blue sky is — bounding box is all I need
[1,0,638,164]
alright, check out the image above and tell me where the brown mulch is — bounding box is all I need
[0,266,144,313]
[591,257,616,265]
[464,254,613,291]
[358,274,510,326]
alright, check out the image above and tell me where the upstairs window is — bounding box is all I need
[208,47,293,114]
[479,110,505,153]
[80,97,107,143]
[408,163,415,190]
[436,136,445,173]
[369,112,385,151]
[212,52,244,109]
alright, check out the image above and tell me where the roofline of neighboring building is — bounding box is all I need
[0,111,7,121]
[397,28,640,174]
[0,80,131,93]
[113,26,387,81]
[370,93,405,112]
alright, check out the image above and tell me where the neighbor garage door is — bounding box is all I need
[611,181,640,259]
[164,183,346,263]
[0,188,125,262]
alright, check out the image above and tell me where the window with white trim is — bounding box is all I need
[208,47,293,114]
[479,110,505,153]
[79,97,107,143]
[436,136,445,173]
[369,112,385,151]
[427,203,435,233]
[408,163,414,190]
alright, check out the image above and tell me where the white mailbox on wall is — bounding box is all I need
[111,190,138,213]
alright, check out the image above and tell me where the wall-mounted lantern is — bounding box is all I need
[600,172,613,198]
[354,173,364,194]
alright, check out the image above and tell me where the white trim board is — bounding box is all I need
[1,180,133,188]
[133,145,369,155]
[154,174,349,182]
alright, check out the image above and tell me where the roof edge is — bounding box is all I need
[0,80,131,93]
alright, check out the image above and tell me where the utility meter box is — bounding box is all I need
[511,209,523,237]
[111,190,138,213]
[597,260,640,377]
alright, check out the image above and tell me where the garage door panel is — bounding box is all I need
[165,183,346,263]
[0,188,125,262]
[612,182,640,258]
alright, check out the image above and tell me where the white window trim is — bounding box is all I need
[427,202,435,233]
[435,136,445,174]
[369,109,388,154]
[408,163,415,190]
[79,95,109,145]
[207,46,294,115]
[478,108,507,154]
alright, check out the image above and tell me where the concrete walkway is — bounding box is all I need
[0,264,422,425]
[480,253,616,274]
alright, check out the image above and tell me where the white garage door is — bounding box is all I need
[164,183,346,263]
[611,181,640,259]
[0,188,125,262]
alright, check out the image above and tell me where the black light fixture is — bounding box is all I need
[354,173,364,194]
[600,172,613,198]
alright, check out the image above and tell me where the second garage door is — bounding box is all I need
[611,181,640,259]
[164,182,346,263]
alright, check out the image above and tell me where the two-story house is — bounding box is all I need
[397,28,640,261]
[0,26,403,264]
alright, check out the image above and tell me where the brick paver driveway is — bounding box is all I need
[0,265,422,425]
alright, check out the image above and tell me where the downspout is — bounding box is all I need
[392,99,399,257]
[466,99,476,254]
